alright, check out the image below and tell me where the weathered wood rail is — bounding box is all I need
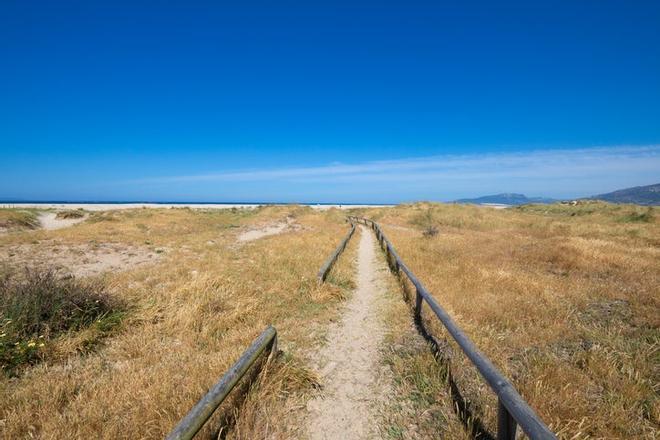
[317,220,356,282]
[347,216,556,440]
[168,219,354,438]
[165,326,278,440]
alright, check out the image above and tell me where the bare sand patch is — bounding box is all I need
[237,217,302,242]
[38,212,87,230]
[0,241,162,277]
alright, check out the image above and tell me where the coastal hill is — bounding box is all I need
[454,193,556,205]
[590,183,660,206]
[455,183,660,206]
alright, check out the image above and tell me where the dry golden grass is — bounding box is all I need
[0,206,355,439]
[0,209,39,232]
[1,202,657,439]
[373,233,469,440]
[229,216,359,440]
[354,202,659,439]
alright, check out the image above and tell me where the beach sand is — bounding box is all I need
[4,203,392,211]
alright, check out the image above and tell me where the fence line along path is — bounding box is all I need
[348,216,556,440]
[317,220,355,283]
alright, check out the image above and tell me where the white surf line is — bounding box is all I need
[307,225,389,439]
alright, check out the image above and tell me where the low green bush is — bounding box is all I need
[0,269,122,375]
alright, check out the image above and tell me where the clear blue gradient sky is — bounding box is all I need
[1,1,659,203]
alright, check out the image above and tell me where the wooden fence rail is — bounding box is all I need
[317,220,356,283]
[165,326,277,440]
[347,216,556,440]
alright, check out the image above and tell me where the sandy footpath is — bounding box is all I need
[307,225,390,439]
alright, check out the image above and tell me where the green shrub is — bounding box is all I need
[620,208,654,223]
[55,209,85,219]
[0,269,121,375]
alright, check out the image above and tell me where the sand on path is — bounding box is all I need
[307,225,390,439]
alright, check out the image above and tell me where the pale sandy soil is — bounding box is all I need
[237,217,302,242]
[38,212,87,230]
[479,203,510,209]
[0,241,163,277]
[307,225,391,440]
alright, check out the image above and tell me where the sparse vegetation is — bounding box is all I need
[0,203,657,438]
[422,224,439,237]
[0,206,356,439]
[0,209,39,231]
[376,241,467,439]
[368,201,659,438]
[55,209,86,219]
[620,207,655,223]
[413,207,440,237]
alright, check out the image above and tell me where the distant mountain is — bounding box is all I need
[590,183,660,206]
[454,193,556,206]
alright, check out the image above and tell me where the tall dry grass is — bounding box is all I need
[0,206,355,439]
[2,202,656,439]
[357,202,659,439]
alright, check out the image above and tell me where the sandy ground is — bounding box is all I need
[307,225,390,439]
[479,203,510,209]
[237,217,302,242]
[3,203,393,211]
[38,212,87,230]
[0,241,163,277]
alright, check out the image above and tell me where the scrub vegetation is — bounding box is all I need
[0,206,356,439]
[0,209,39,232]
[0,202,657,439]
[55,209,86,219]
[0,269,122,376]
[356,201,659,439]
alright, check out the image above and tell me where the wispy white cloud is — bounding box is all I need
[124,145,660,201]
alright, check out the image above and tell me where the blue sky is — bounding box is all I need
[1,1,659,203]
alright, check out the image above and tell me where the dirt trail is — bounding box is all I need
[307,225,390,440]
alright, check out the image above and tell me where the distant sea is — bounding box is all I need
[0,200,394,206]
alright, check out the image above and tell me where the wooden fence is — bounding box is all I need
[317,220,356,283]
[348,216,556,440]
[165,326,277,440]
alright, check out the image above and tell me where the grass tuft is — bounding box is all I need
[0,268,122,375]
[0,209,39,230]
[619,207,655,223]
[55,210,86,219]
